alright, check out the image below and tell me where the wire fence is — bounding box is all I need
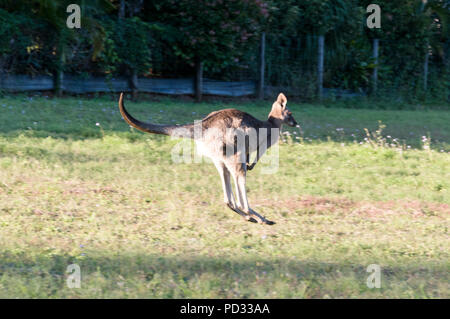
[1,34,446,100]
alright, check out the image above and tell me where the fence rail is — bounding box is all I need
[0,75,256,97]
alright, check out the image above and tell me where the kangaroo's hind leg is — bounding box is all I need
[228,161,275,225]
[214,160,255,222]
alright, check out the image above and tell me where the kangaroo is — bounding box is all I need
[118,92,297,225]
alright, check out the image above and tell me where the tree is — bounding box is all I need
[116,0,146,99]
[267,0,362,99]
[302,0,362,99]
[97,16,154,98]
[418,0,449,91]
[146,0,268,101]
[2,0,113,96]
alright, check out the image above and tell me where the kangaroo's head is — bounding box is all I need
[269,93,297,127]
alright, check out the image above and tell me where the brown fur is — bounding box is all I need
[118,93,297,225]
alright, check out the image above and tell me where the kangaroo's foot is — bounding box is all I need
[226,203,257,223]
[263,219,276,225]
[244,215,258,223]
[249,208,275,226]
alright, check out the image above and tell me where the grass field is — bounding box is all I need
[0,94,448,298]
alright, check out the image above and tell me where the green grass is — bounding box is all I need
[0,94,448,298]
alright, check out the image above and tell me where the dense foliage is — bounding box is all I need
[0,0,448,101]
[96,17,154,77]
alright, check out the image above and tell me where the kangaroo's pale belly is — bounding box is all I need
[194,126,279,162]
[195,140,210,157]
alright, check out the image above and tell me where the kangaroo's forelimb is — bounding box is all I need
[246,131,274,171]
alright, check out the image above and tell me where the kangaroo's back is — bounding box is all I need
[201,108,267,131]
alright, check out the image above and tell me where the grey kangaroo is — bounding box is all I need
[118,93,297,225]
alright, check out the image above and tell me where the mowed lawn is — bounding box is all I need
[0,94,448,298]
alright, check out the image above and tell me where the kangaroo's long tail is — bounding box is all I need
[118,93,194,138]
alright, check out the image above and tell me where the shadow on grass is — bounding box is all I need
[0,250,446,298]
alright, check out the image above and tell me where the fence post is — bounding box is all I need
[317,34,324,100]
[195,58,203,102]
[372,38,379,94]
[423,40,429,91]
[257,32,266,100]
[54,43,65,97]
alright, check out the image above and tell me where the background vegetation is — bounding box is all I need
[0,0,448,102]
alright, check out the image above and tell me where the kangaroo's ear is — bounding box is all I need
[277,93,287,108]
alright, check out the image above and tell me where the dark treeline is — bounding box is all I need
[0,0,448,102]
